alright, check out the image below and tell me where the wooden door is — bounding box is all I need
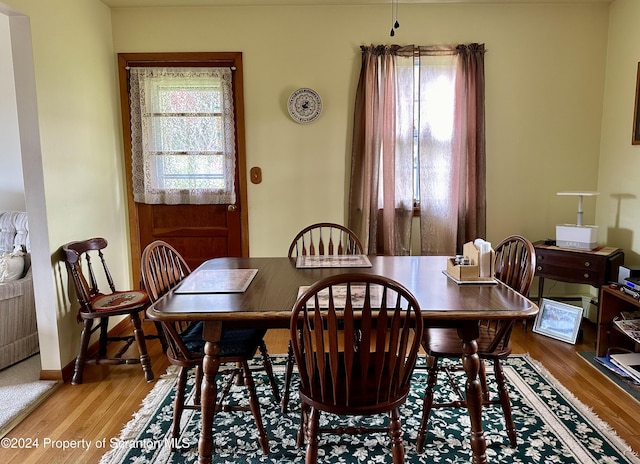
[118,52,249,283]
[136,203,243,271]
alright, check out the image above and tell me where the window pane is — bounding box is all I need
[150,154,225,189]
[149,115,223,152]
[422,74,454,142]
[155,81,221,114]
[130,67,236,204]
[414,57,456,203]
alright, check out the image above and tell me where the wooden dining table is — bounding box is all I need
[146,255,539,464]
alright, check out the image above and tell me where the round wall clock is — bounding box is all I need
[287,88,323,124]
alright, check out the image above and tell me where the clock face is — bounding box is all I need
[287,88,322,124]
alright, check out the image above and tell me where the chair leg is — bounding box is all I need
[389,407,405,464]
[304,407,319,464]
[297,402,309,448]
[130,311,154,382]
[416,355,439,453]
[281,341,295,413]
[241,361,269,455]
[217,368,239,410]
[153,321,169,353]
[494,360,517,448]
[98,317,109,357]
[479,359,490,402]
[171,366,189,449]
[258,341,281,403]
[193,365,202,406]
[72,318,94,385]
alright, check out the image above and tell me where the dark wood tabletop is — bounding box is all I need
[147,255,538,323]
[146,255,538,464]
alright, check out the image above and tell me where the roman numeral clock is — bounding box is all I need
[287,88,322,124]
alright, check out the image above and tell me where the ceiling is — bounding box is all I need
[100,0,612,8]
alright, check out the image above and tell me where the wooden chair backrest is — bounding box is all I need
[493,235,536,296]
[140,240,191,303]
[140,240,198,363]
[482,235,536,352]
[288,223,364,257]
[63,237,114,311]
[290,273,423,410]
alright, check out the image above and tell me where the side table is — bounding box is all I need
[534,241,624,306]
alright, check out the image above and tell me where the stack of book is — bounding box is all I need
[609,352,640,383]
[607,311,640,383]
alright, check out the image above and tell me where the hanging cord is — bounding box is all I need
[390,0,400,37]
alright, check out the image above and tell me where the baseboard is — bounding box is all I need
[40,369,64,381]
[41,317,136,382]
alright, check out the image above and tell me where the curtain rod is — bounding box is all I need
[125,65,236,70]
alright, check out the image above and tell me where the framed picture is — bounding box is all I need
[633,62,640,145]
[533,298,584,344]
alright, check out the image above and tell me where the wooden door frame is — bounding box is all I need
[117,52,250,285]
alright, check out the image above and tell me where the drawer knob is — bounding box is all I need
[584,261,591,267]
[537,265,543,271]
[584,273,590,279]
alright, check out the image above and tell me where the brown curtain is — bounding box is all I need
[453,43,487,253]
[348,44,486,256]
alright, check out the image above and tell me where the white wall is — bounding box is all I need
[0,3,61,373]
[0,0,631,374]
[597,0,640,266]
[111,3,609,259]
[0,13,25,212]
[3,0,129,373]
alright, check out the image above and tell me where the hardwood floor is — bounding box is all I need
[3,319,639,463]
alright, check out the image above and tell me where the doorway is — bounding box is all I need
[0,6,61,377]
[117,52,250,281]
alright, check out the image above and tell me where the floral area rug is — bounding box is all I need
[99,354,640,464]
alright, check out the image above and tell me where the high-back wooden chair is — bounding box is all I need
[140,240,280,454]
[62,237,154,385]
[416,235,536,452]
[291,273,423,464]
[288,222,364,258]
[281,222,364,412]
[493,235,536,297]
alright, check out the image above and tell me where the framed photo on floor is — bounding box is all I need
[533,298,583,344]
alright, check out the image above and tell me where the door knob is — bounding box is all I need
[228,204,237,212]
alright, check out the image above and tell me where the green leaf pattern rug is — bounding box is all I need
[99,355,640,464]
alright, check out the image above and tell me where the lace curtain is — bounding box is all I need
[348,44,486,256]
[129,67,237,205]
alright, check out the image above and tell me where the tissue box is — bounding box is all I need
[446,241,495,281]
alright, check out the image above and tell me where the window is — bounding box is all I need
[147,77,226,190]
[129,67,237,205]
[349,44,486,256]
[411,57,456,207]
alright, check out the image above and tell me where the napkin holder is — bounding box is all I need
[446,241,495,282]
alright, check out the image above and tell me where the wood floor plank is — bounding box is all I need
[2,320,639,463]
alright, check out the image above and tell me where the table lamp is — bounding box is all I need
[555,191,599,250]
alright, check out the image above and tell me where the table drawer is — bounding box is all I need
[535,251,605,286]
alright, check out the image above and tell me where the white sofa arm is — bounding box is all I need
[0,265,32,301]
[0,211,38,370]
[0,265,39,370]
